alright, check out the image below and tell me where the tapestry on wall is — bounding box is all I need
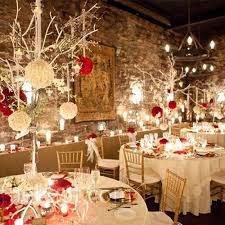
[75,45,116,122]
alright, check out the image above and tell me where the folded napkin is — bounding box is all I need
[174,150,188,154]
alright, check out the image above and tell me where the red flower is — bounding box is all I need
[151,106,163,118]
[87,133,97,139]
[51,179,72,192]
[0,87,27,117]
[127,127,135,133]
[136,143,140,147]
[159,138,168,145]
[4,215,20,225]
[79,56,93,75]
[168,101,177,110]
[201,103,208,109]
[213,124,218,129]
[4,204,17,216]
[0,194,11,208]
[179,137,187,143]
[209,99,214,104]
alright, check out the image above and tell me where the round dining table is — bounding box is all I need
[181,128,225,148]
[0,173,148,225]
[119,144,225,216]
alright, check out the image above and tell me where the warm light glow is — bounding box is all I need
[209,65,214,71]
[192,67,197,73]
[60,203,68,216]
[209,40,215,49]
[130,82,143,104]
[59,118,65,131]
[217,92,225,102]
[22,82,32,104]
[74,135,79,142]
[165,44,170,53]
[185,66,189,73]
[187,36,193,45]
[45,130,51,145]
[15,218,23,225]
[202,64,207,70]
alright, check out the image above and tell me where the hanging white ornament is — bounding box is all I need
[24,59,54,89]
[60,102,78,120]
[8,110,31,132]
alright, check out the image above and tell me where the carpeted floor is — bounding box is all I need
[146,198,225,225]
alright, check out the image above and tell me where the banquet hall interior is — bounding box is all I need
[1,0,225,224]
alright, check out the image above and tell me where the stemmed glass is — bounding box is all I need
[91,169,100,189]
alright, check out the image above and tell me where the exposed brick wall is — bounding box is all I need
[0,0,178,143]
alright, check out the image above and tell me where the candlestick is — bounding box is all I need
[74,135,79,143]
[45,130,51,145]
[0,144,5,152]
[178,116,182,123]
[59,118,65,131]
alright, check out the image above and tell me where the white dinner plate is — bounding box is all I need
[109,190,125,200]
[114,208,136,221]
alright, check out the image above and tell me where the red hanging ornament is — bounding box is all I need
[151,106,163,118]
[168,101,177,110]
[79,56,93,75]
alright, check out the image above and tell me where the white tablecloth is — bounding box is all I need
[119,146,225,216]
[0,174,148,225]
[181,129,225,148]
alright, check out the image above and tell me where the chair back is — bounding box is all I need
[95,136,104,159]
[57,150,83,172]
[160,169,186,225]
[119,134,129,146]
[123,148,144,183]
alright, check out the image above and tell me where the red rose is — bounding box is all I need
[79,56,93,75]
[201,103,208,109]
[151,106,163,118]
[0,194,11,208]
[168,101,177,110]
[159,138,168,145]
[127,127,135,133]
[4,214,20,225]
[179,137,187,143]
[51,179,72,192]
[4,204,17,216]
[87,133,97,139]
[213,124,218,129]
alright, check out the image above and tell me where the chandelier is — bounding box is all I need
[164,0,215,76]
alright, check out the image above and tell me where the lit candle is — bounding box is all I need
[15,218,23,225]
[59,118,65,131]
[65,139,69,144]
[46,130,51,145]
[118,130,123,135]
[10,144,16,152]
[48,178,54,186]
[110,131,115,136]
[155,119,160,126]
[0,144,5,152]
[74,135,79,143]
[60,203,68,216]
[171,118,175,124]
[43,201,51,209]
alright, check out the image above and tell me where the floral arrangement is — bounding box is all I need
[159,138,168,145]
[168,100,177,110]
[79,56,94,75]
[59,102,78,120]
[151,106,163,118]
[87,133,97,139]
[127,127,135,133]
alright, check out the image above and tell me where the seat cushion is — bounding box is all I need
[129,169,161,185]
[212,170,225,185]
[98,159,119,169]
[147,211,174,225]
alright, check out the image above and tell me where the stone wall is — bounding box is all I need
[0,0,178,143]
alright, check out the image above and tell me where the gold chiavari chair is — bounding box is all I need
[210,170,225,201]
[95,136,119,179]
[56,150,83,172]
[147,169,186,225]
[123,148,161,199]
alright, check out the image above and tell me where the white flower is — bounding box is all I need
[25,59,54,89]
[8,110,31,132]
[59,102,78,120]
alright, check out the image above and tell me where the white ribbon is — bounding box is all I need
[127,132,137,143]
[85,138,101,162]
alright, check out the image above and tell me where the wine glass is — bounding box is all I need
[24,162,32,179]
[91,169,100,189]
[76,199,89,225]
